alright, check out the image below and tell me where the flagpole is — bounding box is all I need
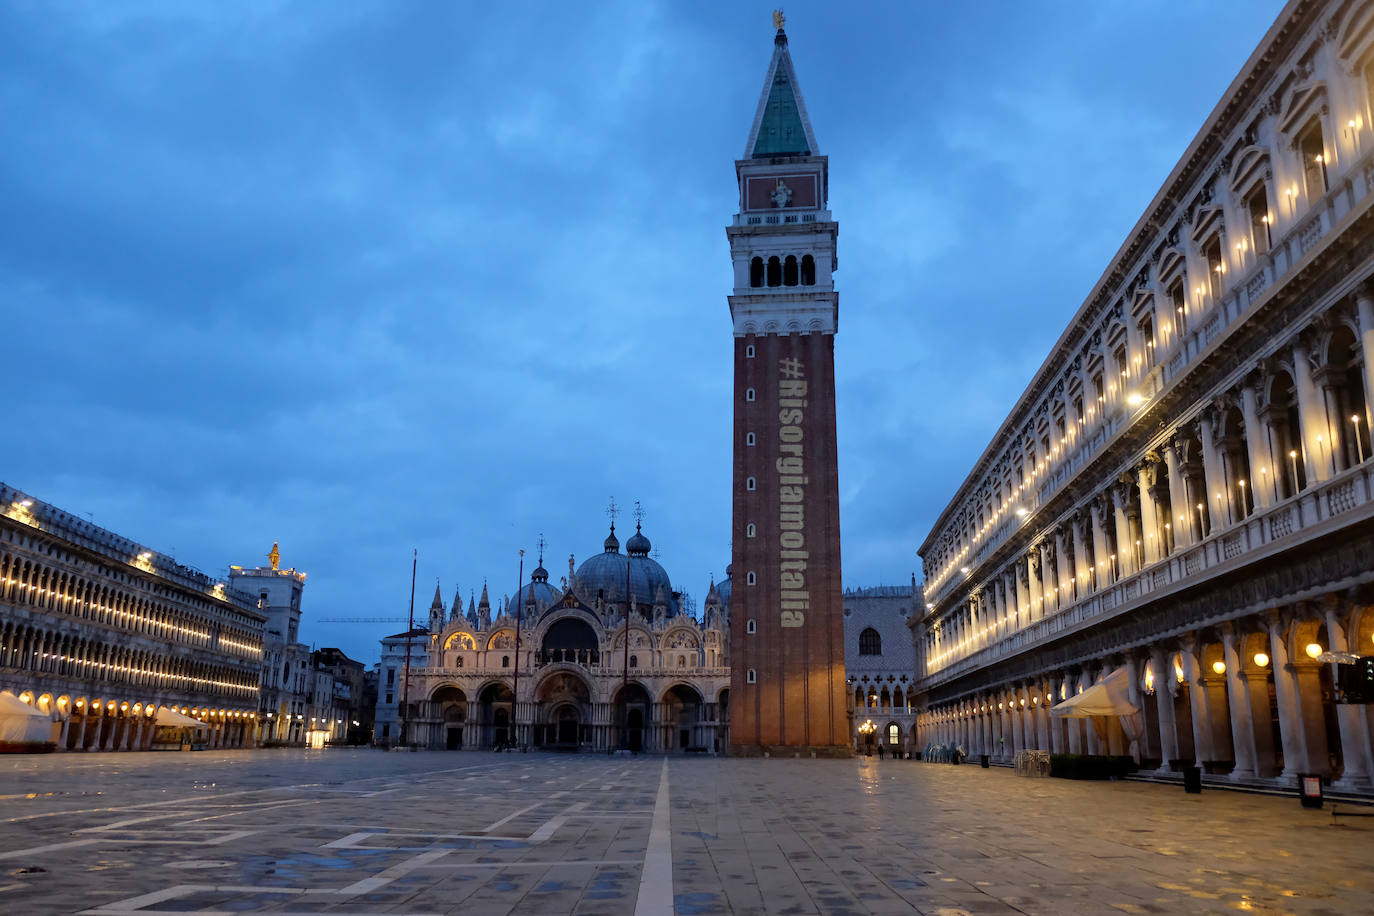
[400,548,417,748]
[512,548,524,751]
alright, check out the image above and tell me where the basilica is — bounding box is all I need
[372,521,731,753]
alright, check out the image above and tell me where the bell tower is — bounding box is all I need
[727,15,848,757]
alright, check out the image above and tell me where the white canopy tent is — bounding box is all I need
[1050,666,1139,718]
[0,691,54,743]
[155,706,204,728]
[1049,666,1144,761]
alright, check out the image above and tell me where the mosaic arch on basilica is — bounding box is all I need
[913,0,1374,794]
[374,515,732,753]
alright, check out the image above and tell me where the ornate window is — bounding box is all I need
[1297,118,1327,201]
[1247,186,1271,256]
[858,627,882,655]
[1203,236,1224,300]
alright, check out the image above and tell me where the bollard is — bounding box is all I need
[1299,774,1323,809]
[1184,766,1202,794]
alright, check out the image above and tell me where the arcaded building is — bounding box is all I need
[374,520,731,753]
[0,484,265,749]
[912,0,1374,792]
[844,582,921,755]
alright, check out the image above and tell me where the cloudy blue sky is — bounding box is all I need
[3,1,1286,663]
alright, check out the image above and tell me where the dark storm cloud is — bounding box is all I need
[2,1,1285,662]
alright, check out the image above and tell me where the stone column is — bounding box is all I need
[1014,567,1029,628]
[1221,626,1258,780]
[1090,497,1110,587]
[1111,485,1135,578]
[1079,668,1101,755]
[1356,288,1374,433]
[1026,553,1043,621]
[1180,641,1214,768]
[1198,411,1230,530]
[1150,646,1180,772]
[1040,542,1058,614]
[1323,604,1372,789]
[1292,339,1333,483]
[1162,439,1192,549]
[1008,691,1024,757]
[1240,383,1274,509]
[1266,614,1308,780]
[1055,529,1074,605]
[1137,462,1160,565]
[1071,513,1089,598]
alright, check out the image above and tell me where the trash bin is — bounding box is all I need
[1299,774,1323,809]
[1184,766,1202,794]
[980,754,990,768]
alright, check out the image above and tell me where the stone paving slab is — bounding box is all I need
[0,750,1370,914]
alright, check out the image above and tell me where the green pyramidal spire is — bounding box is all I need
[745,28,818,159]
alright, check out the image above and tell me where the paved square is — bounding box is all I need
[0,751,1369,914]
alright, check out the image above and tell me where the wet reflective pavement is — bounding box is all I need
[0,750,1369,914]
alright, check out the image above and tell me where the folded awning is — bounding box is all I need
[1050,666,1139,718]
[155,706,205,727]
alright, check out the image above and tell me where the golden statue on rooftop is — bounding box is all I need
[268,541,280,571]
[773,9,785,31]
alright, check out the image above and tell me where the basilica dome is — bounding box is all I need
[575,524,677,613]
[508,562,562,618]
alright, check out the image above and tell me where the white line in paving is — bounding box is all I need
[338,848,451,895]
[0,837,100,860]
[482,800,544,832]
[417,859,642,869]
[634,758,673,916]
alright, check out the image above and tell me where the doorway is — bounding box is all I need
[557,707,579,746]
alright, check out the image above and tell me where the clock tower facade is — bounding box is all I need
[727,23,848,757]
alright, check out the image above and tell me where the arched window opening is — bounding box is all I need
[746,388,755,402]
[746,668,757,684]
[766,256,781,287]
[746,477,756,491]
[858,627,882,656]
[629,654,638,667]
[746,619,756,634]
[746,571,757,586]
[801,255,815,285]
[783,255,798,286]
[745,344,755,358]
[501,655,510,668]
[746,523,756,538]
[746,432,756,446]
[749,257,764,288]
